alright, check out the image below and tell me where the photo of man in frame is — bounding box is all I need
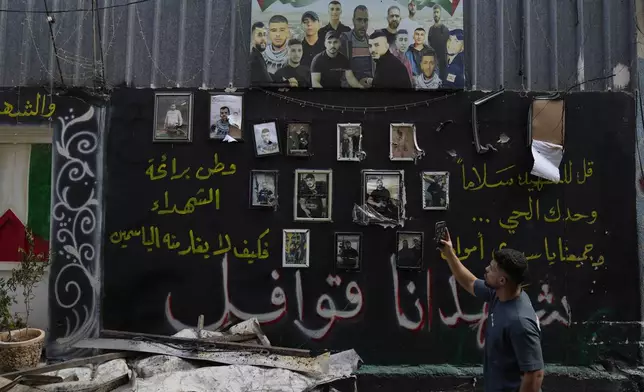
[210,94,243,141]
[287,123,311,156]
[364,172,401,221]
[295,170,332,221]
[251,170,278,207]
[396,231,423,269]
[154,93,192,142]
[335,233,361,271]
[283,229,310,267]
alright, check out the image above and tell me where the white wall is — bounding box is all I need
[0,264,49,332]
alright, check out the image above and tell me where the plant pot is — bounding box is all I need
[0,328,45,371]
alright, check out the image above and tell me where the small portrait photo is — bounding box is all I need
[294,169,333,222]
[283,229,310,268]
[209,93,243,141]
[335,232,361,271]
[390,123,418,161]
[153,92,193,143]
[362,170,403,222]
[422,171,449,210]
[250,170,278,208]
[396,231,423,270]
[337,123,363,161]
[253,122,280,157]
[286,122,311,157]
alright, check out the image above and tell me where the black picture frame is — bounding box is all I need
[334,232,362,272]
[395,231,423,270]
[286,122,312,157]
[249,170,278,209]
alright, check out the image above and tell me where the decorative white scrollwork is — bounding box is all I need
[49,106,102,357]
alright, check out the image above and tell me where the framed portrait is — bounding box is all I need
[422,171,449,210]
[337,123,363,161]
[361,170,404,222]
[294,169,332,222]
[335,232,361,272]
[253,121,281,157]
[396,231,423,270]
[209,93,243,141]
[390,123,418,161]
[286,122,311,157]
[282,229,310,268]
[153,92,193,143]
[250,170,278,208]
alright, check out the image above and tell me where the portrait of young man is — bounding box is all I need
[438,230,545,392]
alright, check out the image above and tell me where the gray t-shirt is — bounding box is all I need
[473,279,544,392]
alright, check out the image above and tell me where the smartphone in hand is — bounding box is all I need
[435,221,448,247]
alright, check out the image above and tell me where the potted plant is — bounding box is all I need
[0,228,49,371]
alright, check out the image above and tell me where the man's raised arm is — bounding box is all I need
[438,230,477,296]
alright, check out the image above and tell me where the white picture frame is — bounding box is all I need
[282,229,310,268]
[209,93,243,141]
[253,121,281,157]
[361,169,404,223]
[390,123,418,161]
[153,92,193,143]
[294,169,333,222]
[337,123,362,161]
[421,171,449,210]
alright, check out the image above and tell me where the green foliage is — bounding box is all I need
[0,227,49,338]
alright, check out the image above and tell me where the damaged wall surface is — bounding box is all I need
[96,88,639,365]
[0,0,634,91]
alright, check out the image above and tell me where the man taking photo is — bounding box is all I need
[438,230,544,392]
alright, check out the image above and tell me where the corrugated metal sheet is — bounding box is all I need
[0,0,635,91]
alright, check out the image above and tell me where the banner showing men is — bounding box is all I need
[250,0,464,90]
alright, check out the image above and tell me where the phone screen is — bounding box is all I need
[435,221,448,246]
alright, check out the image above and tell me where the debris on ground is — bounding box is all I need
[0,318,362,391]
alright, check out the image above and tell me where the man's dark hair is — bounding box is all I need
[432,4,441,11]
[396,29,408,36]
[387,5,400,15]
[220,106,229,113]
[353,5,368,18]
[251,22,265,33]
[493,248,528,285]
[288,38,302,46]
[329,0,341,6]
[268,15,288,25]
[414,27,425,33]
[420,47,436,58]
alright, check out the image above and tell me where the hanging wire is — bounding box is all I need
[258,88,458,113]
[0,0,152,14]
[42,0,65,87]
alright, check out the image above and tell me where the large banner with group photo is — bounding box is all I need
[249,0,464,90]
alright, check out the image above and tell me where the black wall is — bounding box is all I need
[103,88,639,365]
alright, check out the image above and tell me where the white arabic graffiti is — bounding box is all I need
[50,106,102,356]
[293,271,363,340]
[536,284,572,326]
[165,253,287,331]
[389,255,432,331]
[439,279,572,349]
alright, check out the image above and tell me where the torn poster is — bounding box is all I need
[530,140,563,182]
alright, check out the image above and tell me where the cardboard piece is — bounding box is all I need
[530,99,565,146]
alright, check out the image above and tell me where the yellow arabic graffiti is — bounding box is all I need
[146,153,237,181]
[498,196,598,231]
[109,227,270,263]
[439,233,604,267]
[150,188,220,215]
[461,159,594,191]
[0,93,56,118]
